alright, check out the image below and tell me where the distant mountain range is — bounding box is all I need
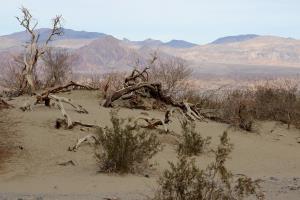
[3,28,106,42]
[211,34,259,44]
[1,28,300,75]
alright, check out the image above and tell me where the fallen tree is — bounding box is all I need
[36,81,96,106]
[103,64,205,122]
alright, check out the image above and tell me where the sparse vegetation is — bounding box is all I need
[150,57,192,98]
[42,48,74,87]
[177,121,211,156]
[190,82,300,131]
[154,131,264,200]
[95,109,161,173]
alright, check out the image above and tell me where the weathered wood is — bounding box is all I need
[0,98,13,110]
[68,134,99,152]
[49,94,88,114]
[55,118,101,130]
[36,81,96,106]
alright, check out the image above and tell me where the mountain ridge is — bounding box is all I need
[1,29,300,73]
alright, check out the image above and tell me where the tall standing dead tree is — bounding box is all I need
[16,7,63,94]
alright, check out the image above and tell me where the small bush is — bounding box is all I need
[193,82,300,131]
[154,131,264,200]
[96,110,161,173]
[177,121,211,156]
[42,48,74,87]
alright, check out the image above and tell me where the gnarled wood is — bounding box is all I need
[68,134,99,152]
[0,98,13,110]
[36,81,96,106]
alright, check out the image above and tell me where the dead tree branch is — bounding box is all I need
[68,134,100,152]
[0,98,14,110]
[36,81,96,106]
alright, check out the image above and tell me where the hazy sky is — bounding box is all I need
[0,0,299,44]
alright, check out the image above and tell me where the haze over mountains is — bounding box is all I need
[1,28,300,76]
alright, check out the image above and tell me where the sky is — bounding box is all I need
[0,0,299,44]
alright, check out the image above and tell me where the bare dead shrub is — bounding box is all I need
[222,90,255,131]
[0,54,41,94]
[150,58,192,98]
[177,121,211,156]
[95,109,161,173]
[253,83,300,128]
[154,131,264,200]
[99,72,126,98]
[42,48,74,87]
[193,81,300,130]
[0,57,24,91]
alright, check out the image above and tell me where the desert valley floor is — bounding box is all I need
[0,90,300,200]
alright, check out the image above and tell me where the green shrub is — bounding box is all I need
[96,109,161,173]
[177,121,211,156]
[154,131,264,200]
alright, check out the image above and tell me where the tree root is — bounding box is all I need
[68,134,100,152]
[49,94,88,114]
[55,118,101,130]
[0,98,14,110]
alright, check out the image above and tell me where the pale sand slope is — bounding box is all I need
[0,90,299,200]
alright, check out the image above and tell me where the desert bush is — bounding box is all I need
[96,109,161,173]
[222,90,255,131]
[253,84,300,128]
[42,48,74,87]
[150,58,192,98]
[0,54,43,94]
[177,121,211,156]
[193,82,300,130]
[98,72,126,98]
[154,131,264,200]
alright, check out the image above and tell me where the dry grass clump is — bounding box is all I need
[96,110,161,173]
[176,121,211,156]
[154,132,264,200]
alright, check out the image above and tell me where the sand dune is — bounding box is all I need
[0,90,299,199]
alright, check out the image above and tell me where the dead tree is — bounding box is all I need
[36,81,96,106]
[16,7,63,94]
[103,60,205,121]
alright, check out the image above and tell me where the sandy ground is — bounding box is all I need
[0,90,300,200]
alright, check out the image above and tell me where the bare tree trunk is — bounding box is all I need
[25,72,35,93]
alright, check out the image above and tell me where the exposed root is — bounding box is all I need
[55,118,101,130]
[131,108,190,133]
[0,98,14,110]
[20,101,33,112]
[68,134,99,152]
[133,116,168,132]
[49,94,88,114]
[56,101,73,129]
[182,102,205,121]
